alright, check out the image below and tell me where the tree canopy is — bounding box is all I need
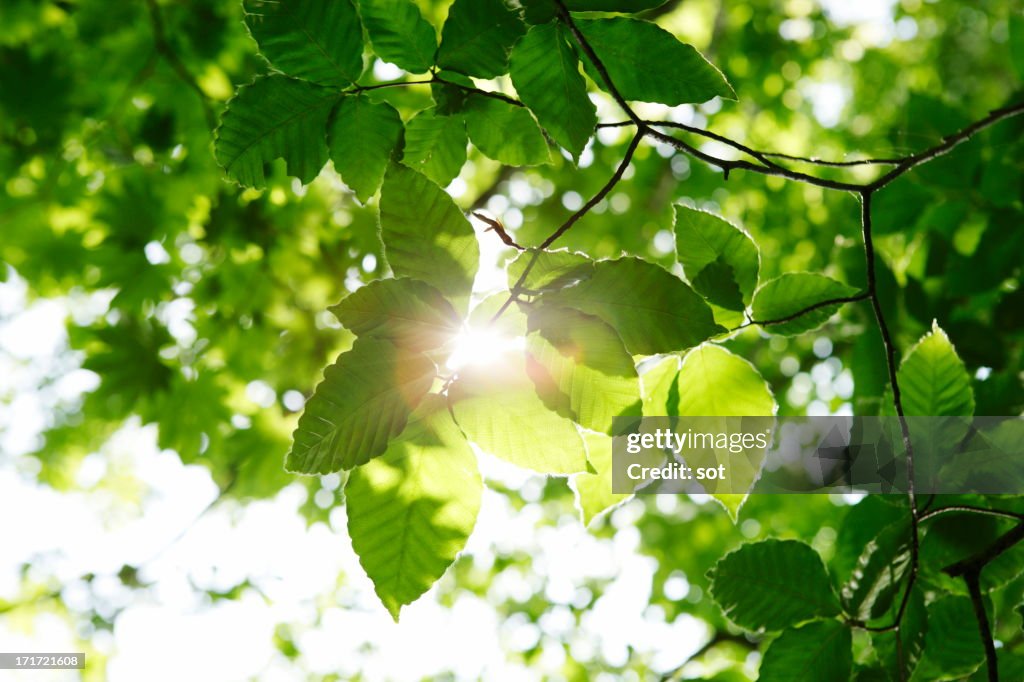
[1,0,1023,679]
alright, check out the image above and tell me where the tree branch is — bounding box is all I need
[965,570,999,682]
[145,0,216,130]
[920,505,1024,524]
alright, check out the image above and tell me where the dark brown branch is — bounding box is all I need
[734,292,870,330]
[145,0,216,130]
[472,212,524,250]
[491,130,644,322]
[945,523,1024,578]
[868,102,1024,191]
[965,571,999,682]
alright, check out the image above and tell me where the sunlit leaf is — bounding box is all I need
[379,164,479,311]
[674,204,759,308]
[751,272,860,335]
[463,94,550,166]
[347,396,481,620]
[401,108,468,187]
[576,17,735,105]
[525,305,641,434]
[897,320,975,417]
[509,22,597,159]
[328,278,462,352]
[285,338,436,474]
[543,257,725,355]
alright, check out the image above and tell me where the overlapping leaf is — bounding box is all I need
[437,0,525,78]
[358,0,437,74]
[751,272,860,335]
[709,539,840,631]
[674,204,760,309]
[285,338,436,474]
[542,257,724,355]
[463,95,550,166]
[525,305,641,434]
[243,0,363,86]
[758,620,853,682]
[401,108,468,187]
[379,164,479,311]
[215,75,337,188]
[328,94,403,202]
[506,248,594,293]
[328,278,461,352]
[509,22,597,159]
[347,396,481,620]
[576,18,736,105]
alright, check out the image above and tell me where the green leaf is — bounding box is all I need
[897,321,975,417]
[542,257,725,355]
[379,164,479,311]
[506,248,594,293]
[463,95,550,166]
[285,338,436,474]
[328,278,462,352]
[912,596,986,680]
[346,396,481,620]
[751,272,860,335]
[243,0,363,86]
[832,496,907,587]
[523,0,669,21]
[509,22,597,159]
[358,0,437,74]
[674,204,760,308]
[401,108,468,187]
[758,620,853,682]
[450,350,590,474]
[640,355,680,417]
[525,305,641,434]
[436,0,526,79]
[709,539,840,631]
[841,520,912,621]
[1011,14,1024,81]
[572,432,627,525]
[215,75,337,189]
[674,344,775,520]
[576,18,735,105]
[872,585,927,680]
[327,94,403,203]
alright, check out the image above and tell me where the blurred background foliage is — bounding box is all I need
[0,0,1022,679]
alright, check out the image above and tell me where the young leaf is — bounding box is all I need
[358,0,437,74]
[379,164,479,311]
[674,205,760,308]
[542,257,725,355]
[509,22,597,160]
[450,350,590,474]
[327,94,403,203]
[758,620,853,682]
[436,0,525,79]
[525,305,641,434]
[215,75,337,189]
[576,18,736,105]
[463,95,550,166]
[897,321,975,417]
[346,396,481,620]
[709,539,840,631]
[285,338,436,474]
[401,108,468,187]
[751,272,860,335]
[328,278,462,352]
[674,344,775,520]
[243,0,363,86]
[506,248,594,293]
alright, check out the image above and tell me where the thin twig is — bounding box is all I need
[920,505,1024,524]
[965,571,999,682]
[733,292,871,330]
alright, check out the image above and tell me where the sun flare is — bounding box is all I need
[445,327,525,372]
